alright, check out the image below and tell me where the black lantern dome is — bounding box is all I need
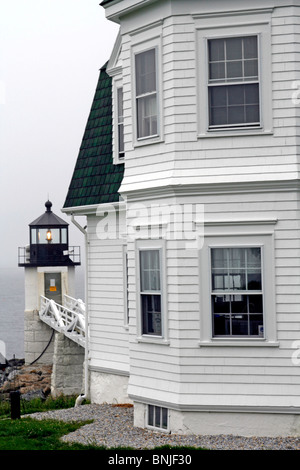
[18,201,80,267]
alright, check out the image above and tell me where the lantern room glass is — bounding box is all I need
[31,228,67,244]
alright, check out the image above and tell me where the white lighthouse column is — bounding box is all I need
[23,265,75,365]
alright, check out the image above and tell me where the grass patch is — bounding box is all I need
[0,394,86,418]
[0,417,102,450]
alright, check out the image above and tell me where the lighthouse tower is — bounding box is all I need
[18,201,81,365]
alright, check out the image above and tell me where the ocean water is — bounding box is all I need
[0,266,85,361]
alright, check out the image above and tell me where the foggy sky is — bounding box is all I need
[0,0,119,268]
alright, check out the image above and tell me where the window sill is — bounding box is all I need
[199,339,279,347]
[198,128,273,139]
[134,135,163,148]
[136,335,170,346]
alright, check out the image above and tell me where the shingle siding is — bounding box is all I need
[63,63,124,208]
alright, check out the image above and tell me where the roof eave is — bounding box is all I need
[61,200,126,216]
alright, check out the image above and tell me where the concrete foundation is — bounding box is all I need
[90,369,131,404]
[133,403,300,437]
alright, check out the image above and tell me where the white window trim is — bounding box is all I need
[135,239,169,344]
[199,232,278,347]
[131,35,163,147]
[196,18,272,138]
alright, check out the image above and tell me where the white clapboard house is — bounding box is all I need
[62,0,300,436]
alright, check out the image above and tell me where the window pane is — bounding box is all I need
[61,228,67,244]
[155,406,161,427]
[244,59,258,78]
[209,38,225,61]
[209,62,225,80]
[210,106,227,126]
[210,86,227,107]
[148,405,154,426]
[213,314,231,335]
[135,49,156,96]
[118,123,124,154]
[228,86,245,106]
[31,229,37,244]
[141,294,162,335]
[226,61,243,80]
[140,250,160,291]
[37,228,59,244]
[231,295,248,313]
[250,314,264,336]
[137,95,157,138]
[228,105,245,125]
[249,295,263,313]
[162,408,168,429]
[245,84,259,104]
[231,314,249,335]
[247,247,261,267]
[211,248,227,268]
[212,295,230,313]
[244,36,258,59]
[226,37,243,60]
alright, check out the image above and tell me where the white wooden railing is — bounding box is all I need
[39,295,86,347]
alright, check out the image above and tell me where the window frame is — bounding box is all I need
[196,19,272,138]
[147,405,169,431]
[131,35,163,146]
[207,35,261,130]
[135,47,158,140]
[199,231,277,347]
[136,239,168,344]
[210,246,264,338]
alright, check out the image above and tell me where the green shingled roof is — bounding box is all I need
[63,62,124,209]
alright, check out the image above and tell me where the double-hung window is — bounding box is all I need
[211,247,264,337]
[135,48,158,139]
[140,249,162,336]
[208,36,260,129]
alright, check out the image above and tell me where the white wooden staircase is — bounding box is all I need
[39,294,86,347]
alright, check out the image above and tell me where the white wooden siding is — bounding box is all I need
[87,212,129,373]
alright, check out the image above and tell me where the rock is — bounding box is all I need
[0,362,52,400]
[22,389,46,402]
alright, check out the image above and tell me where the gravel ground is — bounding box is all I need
[25,403,300,450]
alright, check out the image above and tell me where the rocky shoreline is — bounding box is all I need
[0,358,52,401]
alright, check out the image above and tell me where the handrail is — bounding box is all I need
[39,295,86,347]
[63,294,85,315]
